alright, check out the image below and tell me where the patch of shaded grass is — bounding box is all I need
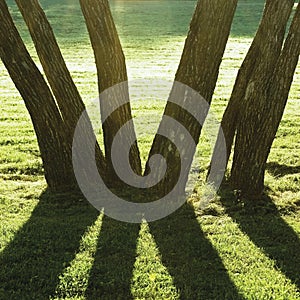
[215,191,300,297]
[0,189,99,300]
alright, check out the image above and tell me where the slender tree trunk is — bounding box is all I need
[211,0,295,176]
[230,2,300,196]
[79,0,142,184]
[15,0,106,174]
[146,0,238,196]
[0,0,75,190]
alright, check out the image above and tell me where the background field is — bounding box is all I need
[0,1,299,299]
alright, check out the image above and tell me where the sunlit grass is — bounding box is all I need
[201,216,299,299]
[0,0,299,299]
[51,214,104,299]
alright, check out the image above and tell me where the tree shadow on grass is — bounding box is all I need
[266,162,300,178]
[0,189,99,300]
[220,192,300,292]
[85,216,140,300]
[149,203,245,300]
[84,201,244,299]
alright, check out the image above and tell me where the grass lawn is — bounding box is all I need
[0,1,300,299]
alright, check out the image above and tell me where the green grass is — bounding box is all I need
[1,1,300,299]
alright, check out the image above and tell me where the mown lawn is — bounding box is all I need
[0,1,299,299]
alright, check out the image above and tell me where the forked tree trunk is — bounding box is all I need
[0,0,75,190]
[79,0,142,183]
[230,2,300,196]
[145,0,238,196]
[211,0,295,178]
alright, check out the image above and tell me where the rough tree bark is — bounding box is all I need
[211,0,295,174]
[79,0,142,182]
[0,0,75,190]
[230,2,300,196]
[14,0,106,175]
[146,0,238,196]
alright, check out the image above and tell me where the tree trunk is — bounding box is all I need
[146,0,238,196]
[0,0,75,190]
[230,1,300,196]
[211,0,295,177]
[79,0,142,185]
[15,0,106,175]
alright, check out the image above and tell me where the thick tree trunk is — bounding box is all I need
[211,0,295,176]
[230,2,300,196]
[79,0,142,184]
[0,0,75,190]
[15,0,106,174]
[146,0,238,196]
